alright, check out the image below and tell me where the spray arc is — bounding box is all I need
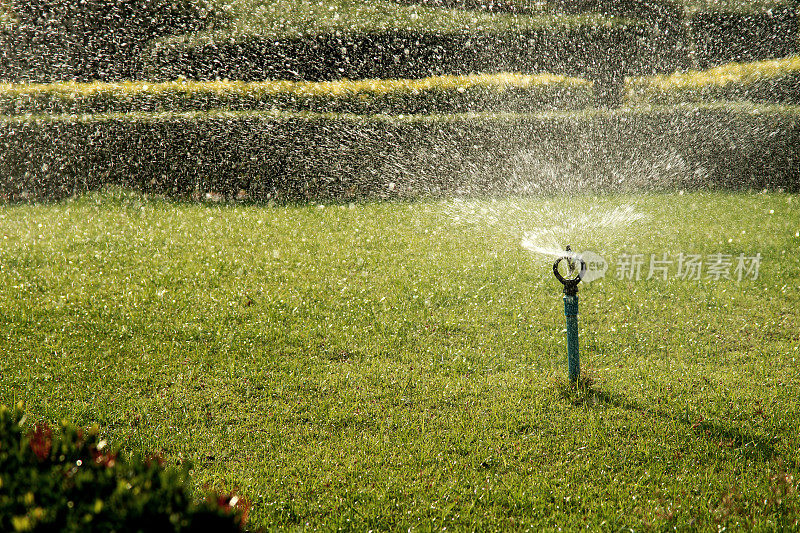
[553,246,587,383]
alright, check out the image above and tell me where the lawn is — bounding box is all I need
[1,189,799,530]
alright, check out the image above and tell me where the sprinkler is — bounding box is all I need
[553,246,587,383]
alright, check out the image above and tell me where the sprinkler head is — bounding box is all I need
[564,244,577,274]
[553,246,587,296]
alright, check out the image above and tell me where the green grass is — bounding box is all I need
[1,189,799,530]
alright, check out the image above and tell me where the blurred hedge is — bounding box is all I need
[0,6,15,76]
[552,0,798,69]
[142,0,797,100]
[144,24,648,83]
[0,0,219,82]
[1,0,797,109]
[689,6,798,69]
[0,73,593,115]
[1,104,798,201]
[0,403,247,531]
[626,56,800,105]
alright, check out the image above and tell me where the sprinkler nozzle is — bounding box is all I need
[553,246,587,297]
[565,245,577,274]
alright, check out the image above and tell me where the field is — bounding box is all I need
[1,189,799,529]
[2,0,799,527]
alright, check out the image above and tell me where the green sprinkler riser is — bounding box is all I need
[564,294,580,383]
[554,250,585,384]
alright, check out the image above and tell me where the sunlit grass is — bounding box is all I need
[0,73,593,115]
[626,55,800,105]
[1,189,799,530]
[632,56,800,91]
[679,0,792,13]
[0,73,589,98]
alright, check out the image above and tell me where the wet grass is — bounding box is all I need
[1,188,799,530]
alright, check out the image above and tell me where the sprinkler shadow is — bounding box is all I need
[554,375,778,463]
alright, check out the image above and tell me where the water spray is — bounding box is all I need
[553,246,587,383]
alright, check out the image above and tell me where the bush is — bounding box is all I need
[3,0,220,82]
[0,73,594,115]
[1,103,798,201]
[0,6,17,81]
[625,56,800,105]
[0,403,248,532]
[142,2,646,107]
[689,5,799,69]
[146,25,648,108]
[141,0,797,105]
[144,23,645,83]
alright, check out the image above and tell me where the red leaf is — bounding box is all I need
[29,423,52,461]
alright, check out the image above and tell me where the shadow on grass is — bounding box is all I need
[553,372,778,463]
